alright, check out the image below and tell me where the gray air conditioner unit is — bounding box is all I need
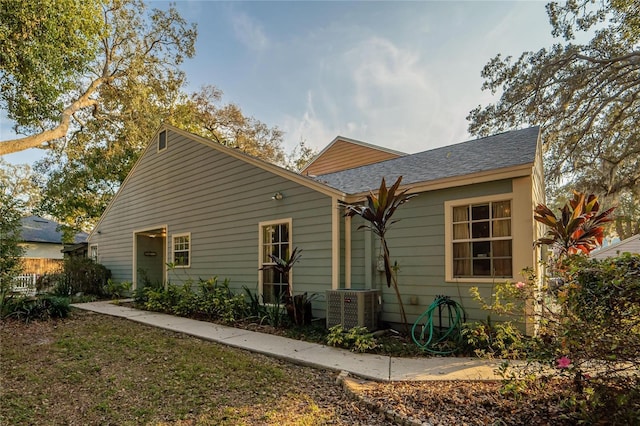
[326,289,380,331]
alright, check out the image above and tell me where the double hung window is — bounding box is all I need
[172,233,190,267]
[451,200,512,278]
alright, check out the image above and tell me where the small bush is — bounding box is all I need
[461,318,529,359]
[143,277,247,323]
[1,295,71,322]
[105,280,132,299]
[49,257,111,297]
[326,325,377,353]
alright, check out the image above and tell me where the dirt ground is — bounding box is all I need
[1,311,581,425]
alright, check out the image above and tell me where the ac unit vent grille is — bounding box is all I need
[326,290,379,331]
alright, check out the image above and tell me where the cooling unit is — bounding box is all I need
[326,289,380,331]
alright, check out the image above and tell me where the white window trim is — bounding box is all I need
[157,129,167,152]
[258,218,293,301]
[444,193,514,283]
[172,232,191,268]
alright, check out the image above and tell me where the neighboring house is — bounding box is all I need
[591,234,640,259]
[15,216,88,294]
[88,124,545,328]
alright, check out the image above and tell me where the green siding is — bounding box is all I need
[89,130,334,317]
[348,180,514,325]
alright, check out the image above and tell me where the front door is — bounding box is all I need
[134,228,166,289]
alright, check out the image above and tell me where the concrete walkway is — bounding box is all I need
[72,300,502,382]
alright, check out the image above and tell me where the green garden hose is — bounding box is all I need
[411,295,466,354]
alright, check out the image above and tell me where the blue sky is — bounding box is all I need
[2,0,556,166]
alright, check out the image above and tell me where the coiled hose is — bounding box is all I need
[411,295,466,354]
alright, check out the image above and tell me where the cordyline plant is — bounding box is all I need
[259,247,305,325]
[342,176,416,334]
[534,191,615,257]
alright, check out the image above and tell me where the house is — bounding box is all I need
[591,234,640,259]
[14,216,88,294]
[88,124,545,328]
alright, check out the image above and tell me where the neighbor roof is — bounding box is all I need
[20,216,88,244]
[312,127,540,194]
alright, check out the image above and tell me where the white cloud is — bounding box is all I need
[231,12,269,51]
[280,36,475,154]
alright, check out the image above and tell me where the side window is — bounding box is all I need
[158,130,167,152]
[449,199,512,279]
[89,244,98,261]
[259,220,291,303]
[172,233,190,267]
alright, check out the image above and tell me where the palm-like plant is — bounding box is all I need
[260,247,306,324]
[342,176,416,333]
[534,191,616,256]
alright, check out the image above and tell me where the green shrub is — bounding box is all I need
[1,295,71,322]
[143,277,247,323]
[49,257,111,297]
[461,318,529,359]
[496,253,640,424]
[326,325,377,353]
[105,279,132,299]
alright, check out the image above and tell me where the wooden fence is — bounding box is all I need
[21,258,63,275]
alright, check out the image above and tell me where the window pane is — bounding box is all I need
[493,240,512,257]
[454,259,470,276]
[472,204,489,220]
[492,219,511,237]
[473,259,491,276]
[175,252,188,266]
[453,223,469,240]
[492,201,511,218]
[472,221,490,238]
[453,242,470,258]
[472,241,491,257]
[453,206,469,222]
[493,259,512,277]
[280,225,289,243]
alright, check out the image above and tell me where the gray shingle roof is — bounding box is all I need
[312,127,540,194]
[20,216,88,244]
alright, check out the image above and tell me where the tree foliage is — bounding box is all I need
[0,0,307,233]
[468,0,639,238]
[0,159,39,214]
[0,189,24,292]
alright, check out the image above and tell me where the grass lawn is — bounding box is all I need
[0,310,372,425]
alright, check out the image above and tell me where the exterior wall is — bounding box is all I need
[89,129,335,316]
[592,234,640,259]
[303,140,403,176]
[347,178,538,326]
[19,242,64,259]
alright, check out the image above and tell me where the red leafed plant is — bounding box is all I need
[342,176,416,333]
[534,191,616,256]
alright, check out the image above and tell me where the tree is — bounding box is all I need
[0,189,25,293]
[342,176,416,333]
[0,159,40,214]
[0,0,196,155]
[467,0,639,238]
[0,1,295,234]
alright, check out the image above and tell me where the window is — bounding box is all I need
[259,220,291,303]
[89,244,98,261]
[450,199,512,278]
[158,130,167,151]
[172,233,190,267]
